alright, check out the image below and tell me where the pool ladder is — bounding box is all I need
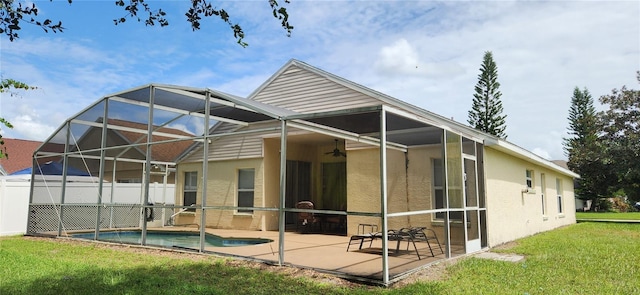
[169,205,195,226]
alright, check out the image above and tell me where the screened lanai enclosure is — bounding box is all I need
[27,84,487,285]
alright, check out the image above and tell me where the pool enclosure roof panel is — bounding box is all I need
[109,84,298,123]
[287,107,444,146]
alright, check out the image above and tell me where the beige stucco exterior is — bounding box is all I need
[170,60,577,252]
[484,147,576,247]
[174,158,267,230]
[175,133,577,250]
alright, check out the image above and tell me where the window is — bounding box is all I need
[237,169,255,214]
[183,172,198,212]
[433,158,445,219]
[556,178,563,214]
[525,169,534,189]
[541,173,547,216]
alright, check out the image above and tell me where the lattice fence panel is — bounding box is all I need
[27,204,180,235]
[27,204,61,235]
[108,205,142,228]
[59,205,99,231]
[162,208,173,226]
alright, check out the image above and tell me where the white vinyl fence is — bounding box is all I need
[0,179,175,236]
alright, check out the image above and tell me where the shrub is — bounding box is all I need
[611,196,631,212]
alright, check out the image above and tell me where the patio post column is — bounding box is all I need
[141,87,155,245]
[199,91,211,252]
[95,97,110,240]
[57,121,71,236]
[26,152,37,235]
[278,119,288,266]
[379,108,390,285]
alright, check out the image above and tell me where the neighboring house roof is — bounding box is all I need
[0,138,43,175]
[247,59,579,179]
[107,118,196,163]
[71,118,197,163]
[552,160,569,170]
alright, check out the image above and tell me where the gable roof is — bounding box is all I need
[248,59,578,178]
[249,59,491,140]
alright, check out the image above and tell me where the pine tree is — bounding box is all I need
[563,87,614,210]
[468,51,507,138]
[564,87,598,151]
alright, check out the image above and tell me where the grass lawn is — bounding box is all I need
[576,211,640,220]
[2,222,639,294]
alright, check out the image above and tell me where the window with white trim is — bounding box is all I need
[183,171,197,212]
[237,169,255,214]
[526,169,534,189]
[556,178,563,214]
[541,173,547,216]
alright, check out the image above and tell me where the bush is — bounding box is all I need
[594,198,612,212]
[611,196,631,212]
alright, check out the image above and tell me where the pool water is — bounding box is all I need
[72,231,272,248]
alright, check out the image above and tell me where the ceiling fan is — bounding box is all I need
[325,139,346,158]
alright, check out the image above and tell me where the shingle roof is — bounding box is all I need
[0,138,43,174]
[106,118,195,162]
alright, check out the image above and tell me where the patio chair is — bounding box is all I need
[347,225,422,259]
[399,227,444,257]
[391,229,422,259]
[295,201,321,232]
[346,224,378,251]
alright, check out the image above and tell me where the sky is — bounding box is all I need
[1,0,638,161]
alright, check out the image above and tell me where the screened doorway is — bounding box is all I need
[285,160,311,225]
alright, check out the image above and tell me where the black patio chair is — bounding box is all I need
[346,224,378,251]
[399,227,444,257]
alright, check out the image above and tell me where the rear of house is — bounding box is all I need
[170,59,577,249]
[24,59,577,285]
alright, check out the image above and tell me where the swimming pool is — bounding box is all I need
[72,231,273,248]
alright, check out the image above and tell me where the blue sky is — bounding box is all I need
[1,0,638,160]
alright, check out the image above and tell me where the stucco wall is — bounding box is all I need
[346,146,445,235]
[175,159,266,230]
[177,138,342,232]
[263,139,280,230]
[405,145,447,241]
[484,147,576,247]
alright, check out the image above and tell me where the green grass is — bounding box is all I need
[422,222,640,294]
[2,223,639,294]
[0,237,377,295]
[576,211,640,220]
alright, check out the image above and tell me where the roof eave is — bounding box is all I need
[484,138,580,178]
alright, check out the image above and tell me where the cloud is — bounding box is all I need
[531,148,552,161]
[9,105,56,140]
[0,0,637,164]
[375,39,420,75]
[374,38,465,80]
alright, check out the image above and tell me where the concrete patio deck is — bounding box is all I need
[153,227,464,283]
